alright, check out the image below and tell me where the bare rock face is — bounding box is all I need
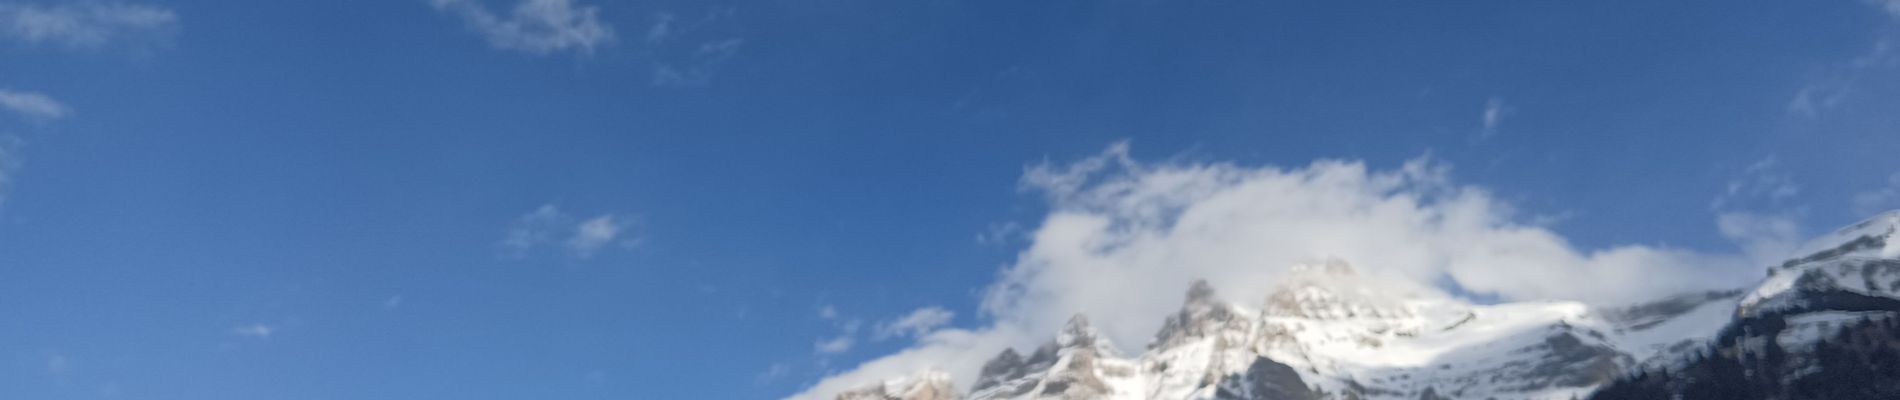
[973,348,1027,391]
[1150,279,1242,351]
[836,370,958,400]
[968,314,1128,400]
[1214,357,1320,400]
[1035,315,1115,399]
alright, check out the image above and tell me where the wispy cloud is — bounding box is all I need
[1706,155,1810,267]
[0,89,69,121]
[975,221,1023,245]
[502,204,638,259]
[1785,0,1900,116]
[0,1,177,48]
[873,306,954,340]
[429,0,614,56]
[0,88,57,207]
[814,335,854,354]
[1477,96,1509,140]
[651,38,742,87]
[1788,33,1899,117]
[640,8,743,87]
[813,304,863,355]
[1712,155,1801,210]
[232,323,275,339]
[755,362,791,385]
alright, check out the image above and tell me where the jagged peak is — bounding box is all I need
[972,348,1028,392]
[1057,313,1107,349]
[1061,313,1092,333]
[1185,279,1217,306]
[1150,279,1243,350]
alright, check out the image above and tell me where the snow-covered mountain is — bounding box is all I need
[1593,211,1900,400]
[839,211,1900,400]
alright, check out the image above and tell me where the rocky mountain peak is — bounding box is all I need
[1185,279,1217,306]
[1150,279,1242,350]
[1058,314,1094,343]
[1057,313,1120,356]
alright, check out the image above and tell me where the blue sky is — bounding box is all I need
[3,0,1900,398]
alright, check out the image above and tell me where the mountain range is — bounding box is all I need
[835,211,1900,400]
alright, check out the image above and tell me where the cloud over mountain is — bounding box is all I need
[790,143,1763,399]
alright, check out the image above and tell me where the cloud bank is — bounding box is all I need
[789,143,1763,399]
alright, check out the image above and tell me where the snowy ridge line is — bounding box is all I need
[836,210,1900,400]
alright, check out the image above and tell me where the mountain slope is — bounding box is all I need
[1591,211,1900,400]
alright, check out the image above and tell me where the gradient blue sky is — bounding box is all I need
[3,0,1900,399]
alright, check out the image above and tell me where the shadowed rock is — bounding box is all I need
[1214,357,1320,400]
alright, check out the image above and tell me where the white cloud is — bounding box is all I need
[818,304,839,320]
[0,1,176,48]
[429,0,614,56]
[0,89,69,120]
[874,306,954,340]
[1478,97,1508,140]
[232,323,274,338]
[567,215,626,258]
[1853,172,1900,216]
[814,335,854,354]
[788,143,1761,399]
[501,204,636,259]
[1716,212,1803,267]
[383,295,404,310]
